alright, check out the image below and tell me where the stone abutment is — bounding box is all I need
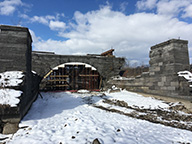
[109,39,191,100]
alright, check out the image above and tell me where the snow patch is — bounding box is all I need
[0,71,23,107]
[112,76,135,80]
[178,71,192,82]
[0,71,24,87]
[0,89,22,107]
[178,71,192,87]
[111,85,118,90]
[77,89,90,93]
[32,71,37,74]
[103,89,169,109]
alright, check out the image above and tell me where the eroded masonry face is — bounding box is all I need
[41,63,101,91]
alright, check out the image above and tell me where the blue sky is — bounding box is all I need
[0,0,192,65]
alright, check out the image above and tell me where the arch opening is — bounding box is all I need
[40,62,102,91]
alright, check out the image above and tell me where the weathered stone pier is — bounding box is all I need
[109,39,191,100]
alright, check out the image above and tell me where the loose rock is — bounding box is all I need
[92,138,101,144]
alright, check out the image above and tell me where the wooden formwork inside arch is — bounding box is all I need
[41,63,101,91]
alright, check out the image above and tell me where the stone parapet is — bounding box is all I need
[108,39,191,100]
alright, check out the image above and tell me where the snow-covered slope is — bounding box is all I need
[103,90,169,109]
[2,90,192,144]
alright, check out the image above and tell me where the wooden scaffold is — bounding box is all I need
[41,63,101,91]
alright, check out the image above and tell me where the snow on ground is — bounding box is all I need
[2,90,192,144]
[103,89,169,109]
[0,71,23,107]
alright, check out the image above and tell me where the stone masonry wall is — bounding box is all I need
[0,25,31,72]
[109,39,191,100]
[32,51,125,86]
[0,25,40,134]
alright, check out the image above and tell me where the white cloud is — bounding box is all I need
[137,0,192,18]
[19,13,29,19]
[33,38,108,55]
[157,0,191,18]
[49,20,66,31]
[29,29,41,43]
[28,13,65,25]
[30,15,55,25]
[120,2,129,12]
[183,5,192,18]
[22,13,66,32]
[136,0,157,10]
[32,5,192,64]
[0,0,23,15]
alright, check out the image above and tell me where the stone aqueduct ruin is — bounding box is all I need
[109,39,191,100]
[0,25,124,134]
[0,25,191,134]
[32,51,124,91]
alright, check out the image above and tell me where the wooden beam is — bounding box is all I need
[79,74,99,77]
[55,85,69,87]
[47,79,67,82]
[50,75,69,77]
[43,70,53,79]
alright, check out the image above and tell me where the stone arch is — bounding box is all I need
[40,62,102,91]
[32,54,105,78]
[32,52,125,88]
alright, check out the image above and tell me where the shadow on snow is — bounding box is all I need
[22,91,103,121]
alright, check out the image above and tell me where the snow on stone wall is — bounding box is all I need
[178,71,192,82]
[0,89,22,107]
[178,71,192,87]
[0,71,24,87]
[0,71,23,107]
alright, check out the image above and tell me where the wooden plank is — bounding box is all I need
[99,77,102,89]
[50,75,69,77]
[45,85,68,88]
[79,74,99,77]
[48,79,67,82]
[43,70,53,79]
[55,85,69,87]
